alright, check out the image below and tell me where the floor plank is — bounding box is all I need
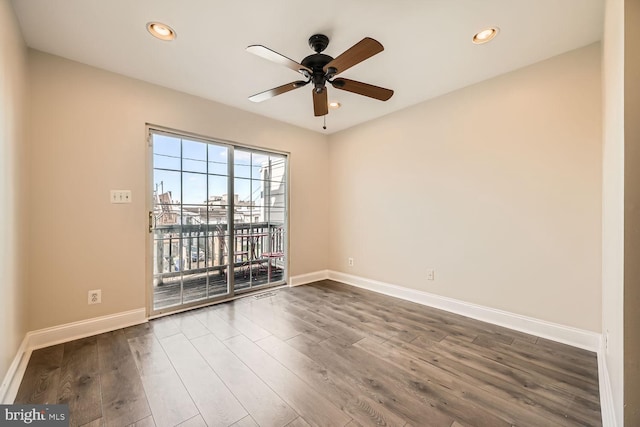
[177,415,208,427]
[191,333,298,427]
[128,333,199,427]
[123,323,153,340]
[159,333,247,426]
[98,330,152,426]
[224,334,352,427]
[286,417,312,427]
[211,304,272,341]
[257,334,407,427]
[79,418,103,427]
[355,336,578,426]
[56,336,102,427]
[101,361,150,425]
[232,298,310,340]
[192,309,242,340]
[229,415,260,427]
[285,334,456,427]
[171,312,211,340]
[14,344,64,405]
[127,415,156,427]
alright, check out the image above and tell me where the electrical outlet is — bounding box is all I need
[88,289,102,305]
[427,269,435,281]
[348,257,354,267]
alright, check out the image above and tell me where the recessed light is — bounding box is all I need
[147,22,176,41]
[329,101,341,109]
[472,27,499,44]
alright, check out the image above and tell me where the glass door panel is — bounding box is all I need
[151,132,231,314]
[262,153,287,285]
[231,150,288,290]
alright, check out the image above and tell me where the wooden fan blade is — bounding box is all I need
[313,88,328,117]
[248,81,307,103]
[247,45,312,74]
[323,37,384,75]
[331,78,394,101]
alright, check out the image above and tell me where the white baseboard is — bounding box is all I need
[0,308,147,404]
[26,308,147,351]
[289,270,329,287]
[327,270,601,352]
[597,349,617,427]
[0,336,30,404]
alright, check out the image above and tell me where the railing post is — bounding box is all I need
[169,235,173,272]
[156,238,164,283]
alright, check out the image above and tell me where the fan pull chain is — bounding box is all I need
[323,115,327,130]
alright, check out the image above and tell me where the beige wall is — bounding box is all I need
[26,51,329,331]
[0,0,27,384]
[625,0,640,423]
[19,26,608,364]
[602,0,625,423]
[328,44,603,332]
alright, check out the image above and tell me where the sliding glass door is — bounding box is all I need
[149,128,287,315]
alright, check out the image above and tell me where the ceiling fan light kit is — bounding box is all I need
[247,34,394,118]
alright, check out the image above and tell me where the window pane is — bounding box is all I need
[154,169,181,207]
[234,178,251,206]
[251,152,269,180]
[270,155,287,184]
[182,172,207,205]
[181,205,206,225]
[208,175,228,200]
[207,204,229,225]
[266,207,286,226]
[153,134,181,170]
[250,179,265,207]
[209,232,229,266]
[208,270,228,296]
[182,139,207,173]
[235,149,251,179]
[153,235,179,274]
[269,185,286,208]
[208,145,229,176]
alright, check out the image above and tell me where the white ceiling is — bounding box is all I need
[11,0,604,134]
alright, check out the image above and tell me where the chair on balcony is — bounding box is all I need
[260,251,285,282]
[257,226,285,282]
[215,225,250,278]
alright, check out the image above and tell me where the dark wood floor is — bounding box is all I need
[15,280,601,427]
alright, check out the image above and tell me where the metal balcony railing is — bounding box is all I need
[153,221,285,283]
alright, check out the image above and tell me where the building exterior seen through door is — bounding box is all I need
[148,128,288,315]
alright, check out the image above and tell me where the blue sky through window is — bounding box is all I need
[152,133,284,206]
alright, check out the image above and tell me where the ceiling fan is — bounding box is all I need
[246,34,394,117]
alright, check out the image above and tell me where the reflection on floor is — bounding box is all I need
[153,267,284,310]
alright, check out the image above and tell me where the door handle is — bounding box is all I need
[148,211,153,233]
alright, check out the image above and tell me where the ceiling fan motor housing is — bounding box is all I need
[302,34,333,92]
[302,52,333,92]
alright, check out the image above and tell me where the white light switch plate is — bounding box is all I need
[110,190,132,204]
